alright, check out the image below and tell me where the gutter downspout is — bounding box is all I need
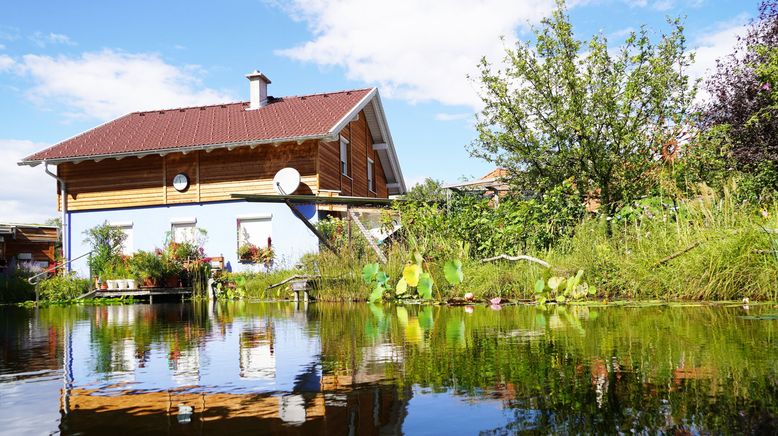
[44,161,68,272]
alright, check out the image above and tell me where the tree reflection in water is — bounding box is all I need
[0,302,776,434]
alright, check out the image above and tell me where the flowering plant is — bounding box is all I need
[238,237,274,265]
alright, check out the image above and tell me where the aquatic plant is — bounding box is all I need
[533,269,596,304]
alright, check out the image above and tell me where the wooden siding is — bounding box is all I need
[55,112,391,212]
[59,156,165,211]
[1,226,58,267]
[58,141,319,211]
[317,110,389,198]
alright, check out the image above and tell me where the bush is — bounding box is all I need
[37,273,91,301]
[0,274,35,303]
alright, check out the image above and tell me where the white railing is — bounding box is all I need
[27,251,92,286]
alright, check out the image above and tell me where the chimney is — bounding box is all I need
[246,70,271,110]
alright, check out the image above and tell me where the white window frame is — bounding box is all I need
[339,136,350,177]
[109,221,134,255]
[367,157,375,192]
[237,214,273,249]
[170,217,197,244]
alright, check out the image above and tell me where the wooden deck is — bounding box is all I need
[86,287,193,302]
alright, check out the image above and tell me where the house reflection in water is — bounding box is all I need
[239,319,275,380]
[58,303,410,434]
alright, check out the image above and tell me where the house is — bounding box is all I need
[0,223,59,276]
[443,168,510,206]
[18,71,405,276]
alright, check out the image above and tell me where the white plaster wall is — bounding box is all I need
[67,200,319,277]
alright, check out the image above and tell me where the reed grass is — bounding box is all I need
[307,186,778,302]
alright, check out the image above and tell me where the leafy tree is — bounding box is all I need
[84,222,126,278]
[468,0,695,227]
[702,0,778,200]
[402,177,447,202]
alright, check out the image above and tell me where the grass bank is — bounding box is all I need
[245,190,778,303]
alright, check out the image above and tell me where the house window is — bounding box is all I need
[367,158,375,192]
[340,136,350,176]
[110,222,134,255]
[171,218,197,244]
[237,214,272,249]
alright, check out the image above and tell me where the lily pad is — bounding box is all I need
[403,264,422,287]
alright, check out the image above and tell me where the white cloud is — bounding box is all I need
[689,15,749,86]
[0,54,13,71]
[0,139,57,224]
[30,31,76,47]
[274,0,559,109]
[624,0,679,10]
[11,50,234,120]
[435,112,471,122]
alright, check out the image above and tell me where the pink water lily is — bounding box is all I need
[490,297,502,305]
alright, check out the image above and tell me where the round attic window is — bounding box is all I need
[173,173,189,192]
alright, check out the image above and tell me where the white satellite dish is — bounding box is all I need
[273,167,301,195]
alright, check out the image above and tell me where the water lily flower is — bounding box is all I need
[464,292,475,301]
[490,297,502,305]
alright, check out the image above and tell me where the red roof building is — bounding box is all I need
[18,71,406,277]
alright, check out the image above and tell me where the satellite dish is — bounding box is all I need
[273,167,301,195]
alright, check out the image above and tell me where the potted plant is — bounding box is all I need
[238,243,259,263]
[129,251,164,288]
[161,256,182,288]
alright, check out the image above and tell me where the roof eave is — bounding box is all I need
[328,88,406,195]
[17,132,330,167]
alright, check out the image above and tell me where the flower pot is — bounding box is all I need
[107,280,117,290]
[126,279,137,290]
[164,276,180,288]
[142,278,158,288]
[100,283,108,291]
[116,279,128,290]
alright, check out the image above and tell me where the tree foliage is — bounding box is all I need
[702,0,778,199]
[84,222,127,278]
[402,177,447,203]
[469,0,695,218]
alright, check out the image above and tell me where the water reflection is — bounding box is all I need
[0,302,776,434]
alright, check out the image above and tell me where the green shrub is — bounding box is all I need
[37,273,91,301]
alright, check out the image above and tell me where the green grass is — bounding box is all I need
[309,189,778,302]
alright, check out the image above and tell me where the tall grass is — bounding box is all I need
[307,185,778,302]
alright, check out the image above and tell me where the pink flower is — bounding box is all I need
[490,297,502,305]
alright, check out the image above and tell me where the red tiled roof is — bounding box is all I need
[23,88,373,162]
[481,167,508,180]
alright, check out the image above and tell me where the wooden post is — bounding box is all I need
[347,204,352,250]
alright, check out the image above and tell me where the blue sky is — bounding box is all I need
[0,0,761,222]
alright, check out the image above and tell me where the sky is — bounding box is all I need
[0,0,761,223]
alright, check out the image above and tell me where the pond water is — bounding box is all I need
[0,301,776,434]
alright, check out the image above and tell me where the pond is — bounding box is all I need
[0,301,776,434]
